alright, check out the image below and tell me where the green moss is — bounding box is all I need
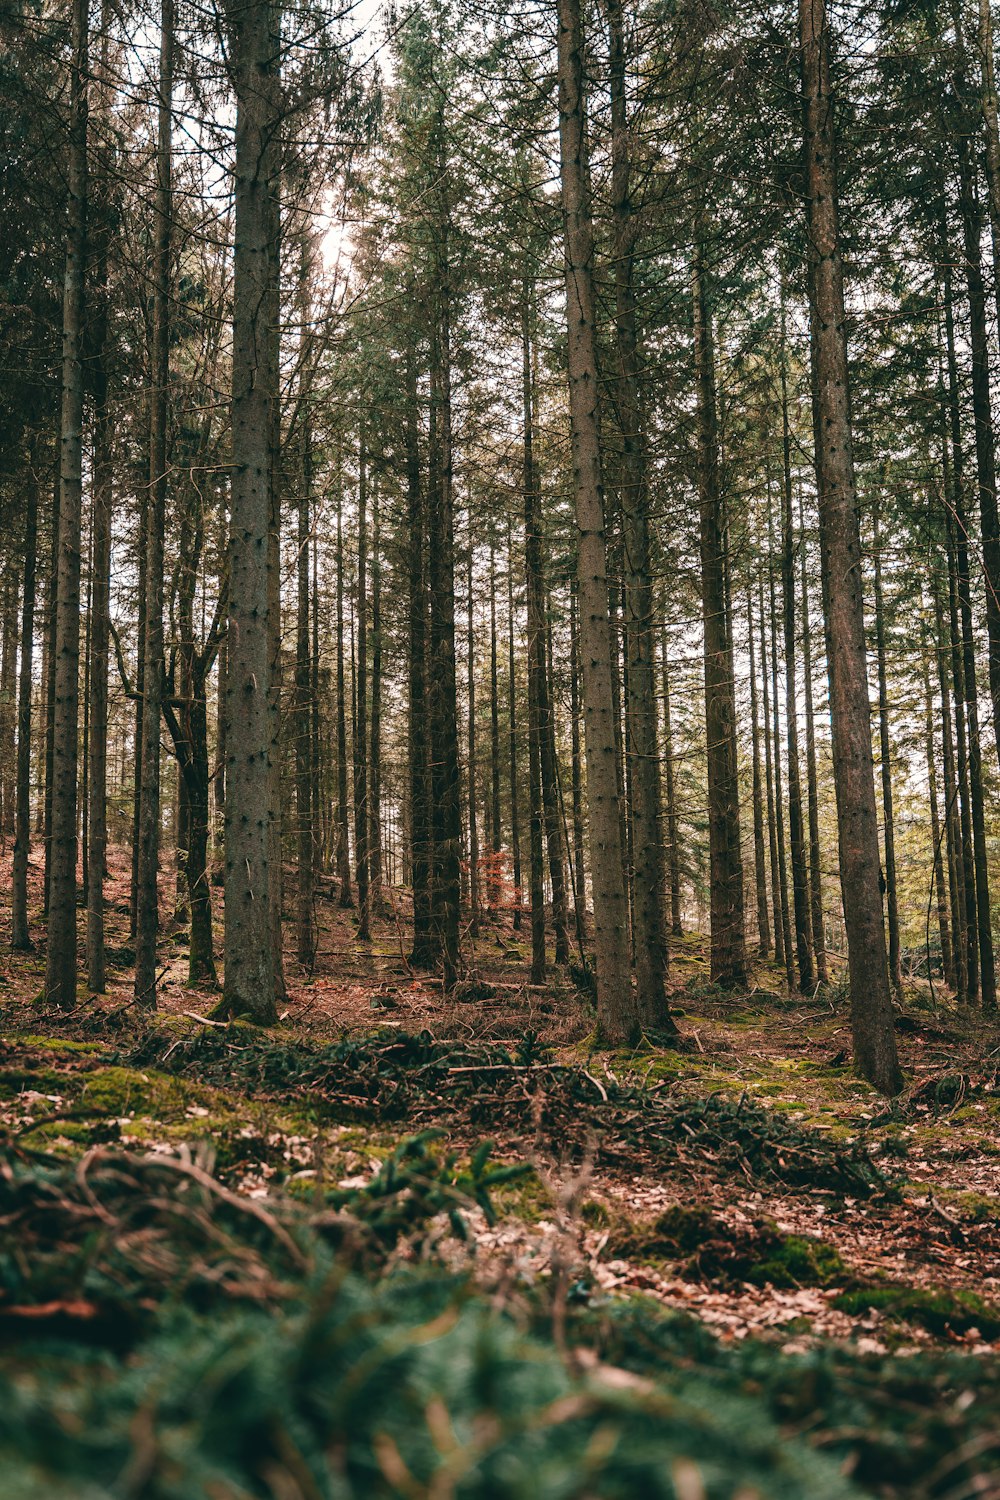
[15,1035,104,1055]
[833,1285,1000,1338]
[748,1234,846,1290]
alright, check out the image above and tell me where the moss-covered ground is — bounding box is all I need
[5,849,1000,1492]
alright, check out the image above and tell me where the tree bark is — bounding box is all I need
[86,298,111,990]
[798,489,827,981]
[800,0,903,1091]
[871,498,903,1000]
[557,0,636,1036]
[369,484,383,915]
[427,168,461,990]
[295,232,316,968]
[406,341,434,963]
[334,467,353,906]
[608,0,670,1023]
[134,0,172,1008]
[780,295,814,992]
[353,430,370,941]
[747,589,772,956]
[661,618,682,938]
[12,459,38,950]
[222,0,280,1022]
[45,0,88,1008]
[693,250,746,989]
[507,513,522,931]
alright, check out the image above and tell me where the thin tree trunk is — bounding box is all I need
[758,571,783,970]
[222,0,280,1022]
[12,459,38,950]
[570,582,588,943]
[369,484,383,914]
[693,249,746,989]
[768,525,794,991]
[45,0,88,1008]
[923,631,953,986]
[954,35,1000,775]
[800,0,903,1091]
[295,233,316,967]
[747,589,771,956]
[872,499,904,1000]
[86,326,111,990]
[335,467,353,906]
[608,0,670,1022]
[427,171,461,990]
[557,0,636,1037]
[943,250,993,1007]
[489,547,502,915]
[780,292,814,992]
[134,0,172,1008]
[507,513,522,931]
[798,488,827,981]
[466,545,480,938]
[661,618,682,938]
[0,567,16,843]
[406,341,434,962]
[522,294,546,983]
[934,563,969,1001]
[354,429,370,940]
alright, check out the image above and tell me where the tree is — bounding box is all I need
[221,0,281,1023]
[799,0,903,1093]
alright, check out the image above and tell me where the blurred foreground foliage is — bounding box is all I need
[0,1126,997,1499]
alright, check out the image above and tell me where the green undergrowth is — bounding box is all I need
[604,1204,849,1289]
[108,1021,892,1197]
[0,1139,998,1499]
[833,1284,1000,1340]
[2,1017,894,1197]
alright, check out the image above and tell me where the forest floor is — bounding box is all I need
[4,845,1000,1496]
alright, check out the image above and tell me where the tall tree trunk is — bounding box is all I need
[608,0,670,1023]
[12,459,38,950]
[934,563,969,1001]
[557,0,637,1037]
[0,567,16,843]
[943,251,993,1007]
[353,430,370,941]
[872,499,904,1000]
[369,484,383,914]
[507,514,522,931]
[923,630,954,986]
[295,233,316,968]
[780,294,814,992]
[135,0,172,1008]
[427,180,461,990]
[758,572,783,970]
[86,307,111,990]
[406,342,434,963]
[466,545,480,938]
[222,0,280,1023]
[489,547,502,915]
[768,528,794,991]
[522,297,546,983]
[661,618,682,937]
[693,249,746,989]
[570,582,588,943]
[747,589,772,956]
[335,468,353,906]
[45,0,89,1008]
[954,137,1000,795]
[540,602,570,965]
[798,489,827,981]
[800,0,903,1091]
